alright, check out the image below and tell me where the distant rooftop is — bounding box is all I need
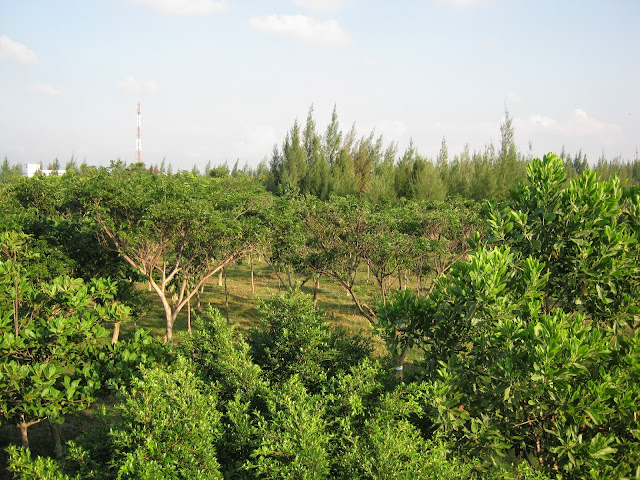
[23,164,66,178]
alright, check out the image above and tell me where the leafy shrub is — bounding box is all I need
[248,289,372,391]
[178,307,265,402]
[93,327,174,392]
[247,375,331,479]
[109,356,224,479]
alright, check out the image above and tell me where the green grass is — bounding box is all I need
[129,258,383,340]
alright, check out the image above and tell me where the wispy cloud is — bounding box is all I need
[529,108,621,137]
[292,0,348,13]
[505,91,524,104]
[132,0,227,16]
[0,34,37,64]
[249,15,351,47]
[26,83,63,96]
[119,75,159,96]
[434,0,491,7]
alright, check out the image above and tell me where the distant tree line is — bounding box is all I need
[3,105,639,201]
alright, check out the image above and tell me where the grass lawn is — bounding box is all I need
[128,257,383,341]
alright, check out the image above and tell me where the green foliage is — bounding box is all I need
[6,445,79,479]
[249,290,372,391]
[109,357,223,479]
[0,231,126,447]
[81,168,271,341]
[487,152,640,328]
[179,307,265,402]
[93,327,174,392]
[382,154,640,478]
[248,375,331,480]
[3,172,142,307]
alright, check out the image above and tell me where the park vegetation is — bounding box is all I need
[1,109,639,479]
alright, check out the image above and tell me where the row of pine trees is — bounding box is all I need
[259,105,640,203]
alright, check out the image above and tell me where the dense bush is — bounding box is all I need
[248,289,372,391]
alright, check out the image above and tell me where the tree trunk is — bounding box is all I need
[340,282,376,323]
[187,296,192,334]
[250,252,255,294]
[17,421,29,448]
[218,269,223,287]
[396,343,411,382]
[49,420,63,459]
[111,321,121,343]
[377,277,386,305]
[16,417,41,448]
[196,286,203,313]
[312,273,320,309]
[195,292,202,314]
[163,301,175,343]
[224,268,230,322]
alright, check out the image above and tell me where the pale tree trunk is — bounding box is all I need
[196,283,204,313]
[164,308,174,343]
[16,416,41,449]
[396,343,411,382]
[218,269,223,287]
[111,321,121,343]
[187,296,192,334]
[18,422,29,448]
[250,252,255,294]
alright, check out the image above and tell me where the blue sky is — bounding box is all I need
[1,0,638,171]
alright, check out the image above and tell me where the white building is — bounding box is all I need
[23,164,66,178]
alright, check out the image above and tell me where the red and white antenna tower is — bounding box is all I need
[135,102,142,163]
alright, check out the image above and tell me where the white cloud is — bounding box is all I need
[0,35,37,64]
[249,15,351,47]
[26,83,63,96]
[529,109,620,137]
[374,119,408,140]
[119,75,159,96]
[506,91,524,104]
[292,0,348,13]
[132,0,227,16]
[530,113,557,129]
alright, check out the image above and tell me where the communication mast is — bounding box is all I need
[136,102,142,163]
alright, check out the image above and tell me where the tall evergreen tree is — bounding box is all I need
[302,105,331,198]
[436,136,449,186]
[281,121,307,191]
[324,105,342,167]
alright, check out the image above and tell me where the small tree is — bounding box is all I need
[0,231,126,452]
[84,169,270,342]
